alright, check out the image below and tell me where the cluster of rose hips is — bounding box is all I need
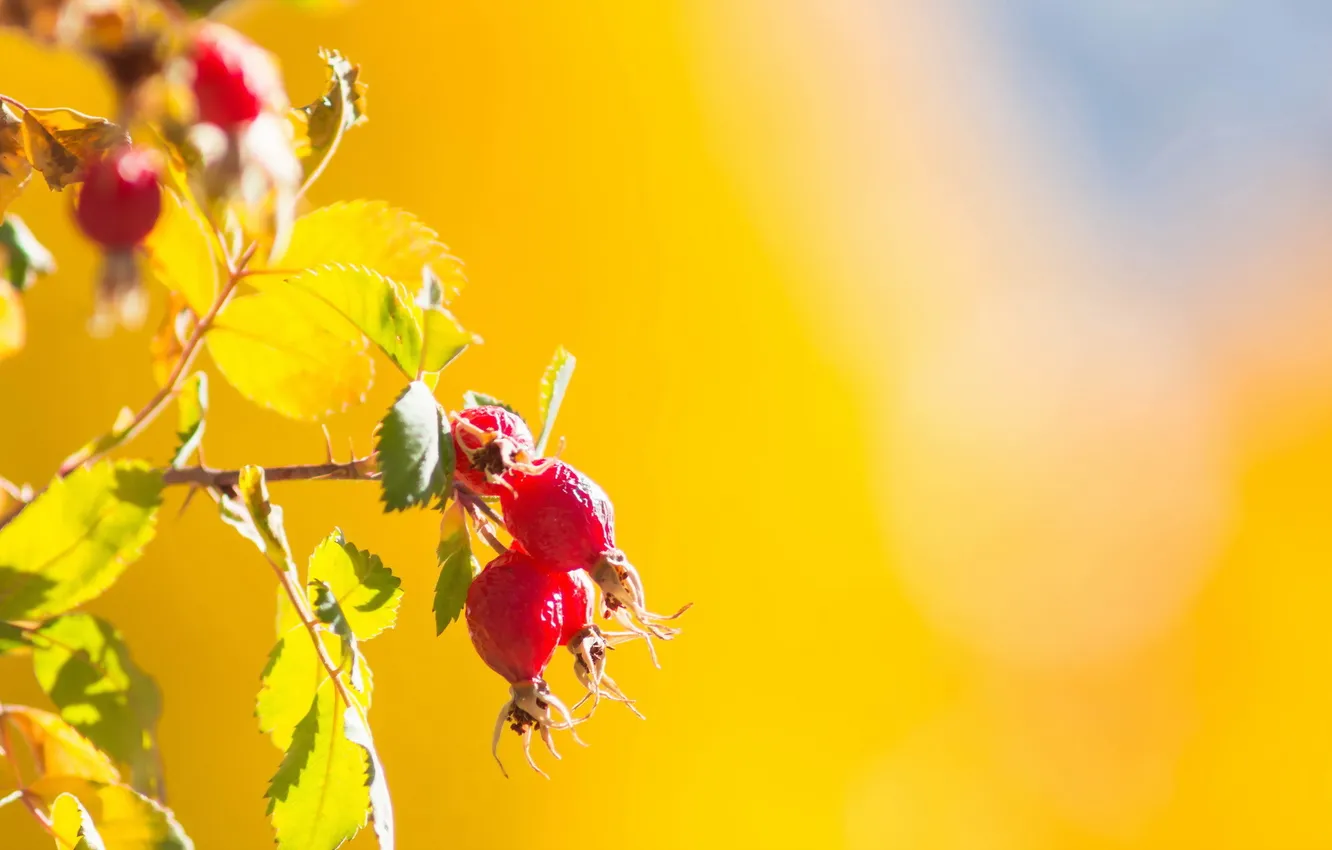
[73,23,289,330]
[451,406,688,777]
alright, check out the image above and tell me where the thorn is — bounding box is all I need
[322,425,335,464]
[177,485,201,518]
[555,435,566,458]
[347,436,356,465]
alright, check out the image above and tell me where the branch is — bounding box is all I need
[162,458,377,489]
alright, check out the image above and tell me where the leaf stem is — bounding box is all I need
[263,546,372,736]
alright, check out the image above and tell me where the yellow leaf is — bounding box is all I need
[0,279,24,363]
[276,200,465,300]
[33,777,192,850]
[142,191,220,315]
[50,792,105,850]
[21,108,129,190]
[207,286,374,420]
[1,706,120,784]
[149,293,195,387]
[289,49,367,190]
[0,105,33,218]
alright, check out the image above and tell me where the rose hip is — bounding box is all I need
[465,547,580,777]
[451,406,535,497]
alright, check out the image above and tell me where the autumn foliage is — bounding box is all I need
[0,2,685,848]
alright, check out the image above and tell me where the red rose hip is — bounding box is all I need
[451,406,536,497]
[75,145,162,248]
[466,548,580,777]
[190,23,286,128]
[500,459,688,640]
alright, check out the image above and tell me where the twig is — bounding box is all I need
[162,458,377,489]
[454,481,503,527]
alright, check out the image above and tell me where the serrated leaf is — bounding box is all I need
[208,285,374,420]
[170,373,207,468]
[462,391,523,423]
[30,615,163,796]
[0,277,22,363]
[308,580,354,645]
[256,628,320,750]
[219,466,296,572]
[433,500,479,635]
[288,49,367,193]
[0,214,55,292]
[1,706,120,783]
[342,701,393,850]
[33,777,192,850]
[21,108,128,191]
[266,690,371,850]
[142,190,219,314]
[264,264,422,379]
[417,272,476,375]
[535,346,576,455]
[307,530,402,641]
[51,791,106,850]
[0,105,33,218]
[277,201,465,301]
[376,381,453,511]
[0,462,161,621]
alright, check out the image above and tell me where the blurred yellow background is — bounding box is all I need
[7,0,1332,847]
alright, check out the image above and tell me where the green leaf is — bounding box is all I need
[461,391,523,423]
[279,201,465,303]
[308,581,354,644]
[416,267,477,375]
[342,700,393,850]
[32,777,192,850]
[30,615,163,796]
[0,462,162,620]
[50,791,106,850]
[219,466,296,573]
[534,346,576,455]
[265,690,372,850]
[0,214,54,292]
[266,264,422,379]
[170,373,207,468]
[207,285,374,421]
[432,500,479,635]
[289,49,368,192]
[256,628,320,750]
[307,530,402,641]
[376,381,453,511]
